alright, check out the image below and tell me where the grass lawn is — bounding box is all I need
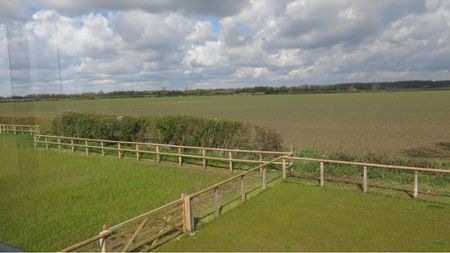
[159,179,450,252]
[0,135,230,251]
[2,91,450,156]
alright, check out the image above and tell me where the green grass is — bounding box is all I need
[159,179,450,252]
[2,91,450,156]
[0,135,230,251]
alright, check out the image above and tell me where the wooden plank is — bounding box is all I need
[202,149,207,168]
[363,166,368,193]
[100,226,112,253]
[85,140,89,156]
[58,137,61,150]
[60,231,112,252]
[122,218,149,252]
[156,145,160,163]
[413,171,419,199]
[110,198,183,231]
[131,228,182,252]
[136,144,140,161]
[262,167,267,190]
[282,158,287,179]
[118,142,121,159]
[45,137,48,149]
[71,139,74,152]
[178,147,183,166]
[101,141,105,156]
[320,162,324,187]
[161,217,185,234]
[182,194,194,234]
[259,153,263,172]
[229,151,233,173]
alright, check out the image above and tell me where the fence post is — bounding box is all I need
[413,171,419,199]
[58,137,61,150]
[136,144,140,161]
[229,151,233,173]
[101,141,104,156]
[156,145,161,163]
[259,153,263,172]
[85,140,89,156]
[363,166,368,193]
[182,194,194,234]
[99,225,112,253]
[214,187,220,217]
[0,124,2,133]
[118,142,121,159]
[178,147,183,166]
[71,139,74,152]
[45,137,48,149]
[240,175,246,202]
[34,135,37,148]
[13,125,16,135]
[202,149,207,168]
[262,166,267,190]
[282,158,287,179]
[320,162,324,187]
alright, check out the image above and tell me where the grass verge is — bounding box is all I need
[0,135,229,251]
[158,179,450,252]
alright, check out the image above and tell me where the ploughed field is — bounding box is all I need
[1,91,450,157]
[0,135,229,251]
[158,179,450,252]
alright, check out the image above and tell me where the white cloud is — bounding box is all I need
[1,0,450,96]
[184,41,227,67]
[232,67,272,80]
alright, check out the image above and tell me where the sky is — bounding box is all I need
[1,0,450,96]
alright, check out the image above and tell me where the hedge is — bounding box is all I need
[52,112,283,150]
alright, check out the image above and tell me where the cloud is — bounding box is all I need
[28,0,250,17]
[1,0,450,96]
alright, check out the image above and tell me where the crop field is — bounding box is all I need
[1,91,450,157]
[158,179,450,252]
[0,135,230,251]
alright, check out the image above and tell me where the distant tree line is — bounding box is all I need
[1,80,450,102]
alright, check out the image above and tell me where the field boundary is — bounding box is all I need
[33,134,293,172]
[284,156,450,199]
[0,123,40,135]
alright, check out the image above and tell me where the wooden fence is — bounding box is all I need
[0,124,40,135]
[33,134,293,172]
[60,157,286,252]
[284,156,450,199]
[62,154,450,252]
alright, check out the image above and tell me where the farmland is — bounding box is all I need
[0,135,229,251]
[1,91,450,157]
[159,179,450,252]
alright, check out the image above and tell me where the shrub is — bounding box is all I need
[51,112,283,150]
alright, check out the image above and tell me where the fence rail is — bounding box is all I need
[34,134,292,171]
[282,156,450,199]
[0,124,40,135]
